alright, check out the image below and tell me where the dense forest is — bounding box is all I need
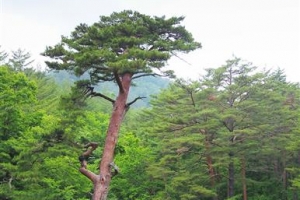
[1,48,300,200]
[1,10,300,200]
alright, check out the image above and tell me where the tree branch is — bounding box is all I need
[90,92,115,104]
[171,52,192,65]
[79,142,99,183]
[8,177,13,189]
[113,70,124,93]
[109,162,119,178]
[82,85,115,104]
[132,73,160,79]
[126,96,146,107]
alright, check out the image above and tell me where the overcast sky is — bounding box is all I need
[1,0,299,82]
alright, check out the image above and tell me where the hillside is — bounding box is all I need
[47,70,170,108]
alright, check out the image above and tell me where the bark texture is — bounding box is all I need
[93,73,132,200]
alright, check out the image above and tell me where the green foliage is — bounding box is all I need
[109,132,157,199]
[0,66,37,139]
[42,10,200,84]
[9,49,34,71]
[131,57,300,199]
[49,70,170,108]
[2,42,300,200]
[41,11,200,198]
[0,46,8,65]
[24,68,62,113]
[0,65,39,199]
[0,74,111,199]
[137,82,218,199]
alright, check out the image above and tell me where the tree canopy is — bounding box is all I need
[42,10,201,200]
[42,10,201,83]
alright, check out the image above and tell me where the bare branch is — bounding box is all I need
[109,162,119,178]
[8,177,13,189]
[83,142,99,150]
[79,166,98,183]
[95,76,116,82]
[171,52,192,66]
[90,92,115,104]
[82,85,115,104]
[113,70,124,93]
[132,73,160,79]
[126,96,146,107]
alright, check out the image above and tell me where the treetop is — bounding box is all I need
[42,10,201,84]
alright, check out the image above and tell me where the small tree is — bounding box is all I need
[9,49,34,71]
[42,10,200,199]
[0,46,8,65]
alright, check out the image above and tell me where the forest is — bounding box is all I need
[1,10,300,200]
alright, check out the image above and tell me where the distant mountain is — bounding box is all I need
[47,70,170,108]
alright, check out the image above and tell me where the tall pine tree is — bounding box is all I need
[42,10,200,199]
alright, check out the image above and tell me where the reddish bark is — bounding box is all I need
[79,142,99,183]
[94,73,132,200]
[206,144,218,200]
[200,130,216,187]
[206,154,215,185]
[205,139,215,187]
[201,130,218,199]
[79,73,132,200]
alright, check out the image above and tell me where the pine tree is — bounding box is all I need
[0,46,8,65]
[134,57,300,199]
[42,10,200,199]
[9,49,34,71]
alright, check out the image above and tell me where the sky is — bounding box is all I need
[0,0,299,82]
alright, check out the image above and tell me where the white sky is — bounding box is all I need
[0,0,299,82]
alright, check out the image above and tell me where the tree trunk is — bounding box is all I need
[205,138,218,200]
[93,73,132,200]
[200,130,218,199]
[207,153,218,200]
[228,152,234,198]
[241,156,247,200]
[206,151,215,186]
[282,151,288,200]
[205,139,216,185]
[201,131,216,188]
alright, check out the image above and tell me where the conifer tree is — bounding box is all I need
[42,10,200,199]
[136,57,300,199]
[0,46,8,65]
[9,49,34,71]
